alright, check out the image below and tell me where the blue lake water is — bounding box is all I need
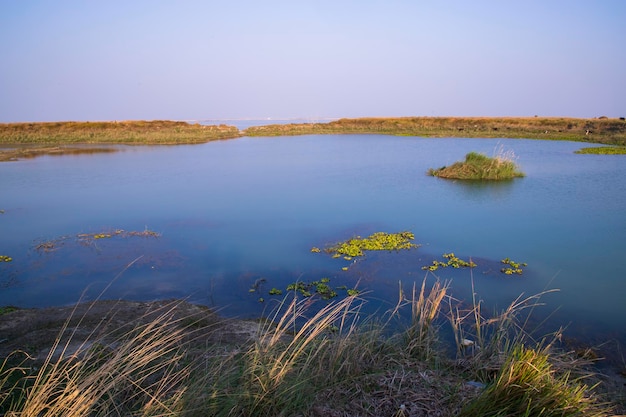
[1,134,625,351]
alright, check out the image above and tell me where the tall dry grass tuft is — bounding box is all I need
[3,301,191,417]
[448,271,560,379]
[196,294,366,416]
[401,279,449,361]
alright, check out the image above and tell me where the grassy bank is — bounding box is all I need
[0,120,241,146]
[244,116,626,146]
[1,281,619,416]
[3,117,625,161]
[575,146,626,155]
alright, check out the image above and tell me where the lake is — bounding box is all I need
[1,133,625,354]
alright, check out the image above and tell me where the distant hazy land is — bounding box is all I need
[1,117,625,161]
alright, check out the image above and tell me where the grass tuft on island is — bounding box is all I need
[428,151,525,180]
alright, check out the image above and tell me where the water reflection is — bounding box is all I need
[436,177,518,201]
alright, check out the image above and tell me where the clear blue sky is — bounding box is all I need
[1,1,624,122]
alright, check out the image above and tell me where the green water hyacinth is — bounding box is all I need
[422,253,476,271]
[325,231,418,258]
[285,278,358,300]
[501,257,527,275]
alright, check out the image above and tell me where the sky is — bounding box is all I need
[1,1,625,122]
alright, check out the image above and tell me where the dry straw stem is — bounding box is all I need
[403,279,449,361]
[239,295,363,415]
[8,300,191,417]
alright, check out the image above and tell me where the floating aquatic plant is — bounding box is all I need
[285,278,357,300]
[314,231,419,270]
[325,231,418,258]
[35,228,161,253]
[0,255,12,262]
[500,258,527,275]
[269,288,283,296]
[249,278,267,293]
[422,252,476,272]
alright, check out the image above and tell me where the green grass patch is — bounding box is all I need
[575,146,626,154]
[459,344,606,417]
[428,151,525,180]
[0,306,18,315]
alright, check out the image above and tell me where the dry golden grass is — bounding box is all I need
[0,120,241,145]
[244,116,626,146]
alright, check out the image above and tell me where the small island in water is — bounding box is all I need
[428,151,525,180]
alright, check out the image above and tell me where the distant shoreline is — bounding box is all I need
[1,117,625,161]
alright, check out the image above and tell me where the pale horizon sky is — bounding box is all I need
[1,1,625,123]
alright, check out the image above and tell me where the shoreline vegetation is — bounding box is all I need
[1,116,626,161]
[1,285,622,416]
[243,116,626,145]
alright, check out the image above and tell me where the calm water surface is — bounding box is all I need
[1,135,625,349]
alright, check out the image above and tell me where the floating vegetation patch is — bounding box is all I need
[422,252,477,271]
[35,228,161,253]
[35,240,65,253]
[500,257,527,275]
[315,231,419,270]
[0,255,13,262]
[248,278,267,293]
[325,231,418,257]
[282,277,358,300]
